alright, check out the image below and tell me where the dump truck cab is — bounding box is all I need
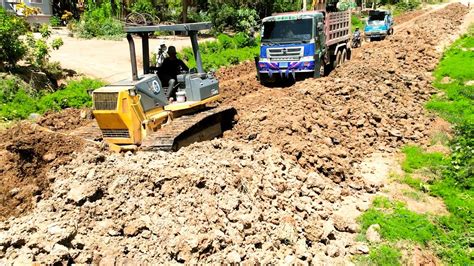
[256,8,351,84]
[364,10,393,41]
[91,22,235,151]
[258,12,324,82]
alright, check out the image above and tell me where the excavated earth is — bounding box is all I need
[0,3,469,264]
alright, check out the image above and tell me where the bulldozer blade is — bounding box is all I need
[141,106,237,151]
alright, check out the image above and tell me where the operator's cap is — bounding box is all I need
[168,46,177,54]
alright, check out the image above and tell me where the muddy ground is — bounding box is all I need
[0,3,469,264]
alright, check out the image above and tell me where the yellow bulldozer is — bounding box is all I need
[91,22,236,152]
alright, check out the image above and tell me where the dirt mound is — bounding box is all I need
[0,123,84,221]
[0,140,365,264]
[223,3,467,184]
[37,108,94,132]
[216,61,264,104]
[394,9,426,24]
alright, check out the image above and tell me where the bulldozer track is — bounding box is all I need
[141,106,237,151]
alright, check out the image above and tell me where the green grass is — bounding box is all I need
[359,199,439,245]
[0,78,104,120]
[401,145,448,173]
[427,25,474,125]
[357,244,402,266]
[357,27,474,265]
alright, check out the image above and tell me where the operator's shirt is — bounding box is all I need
[161,57,189,80]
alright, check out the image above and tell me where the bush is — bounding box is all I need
[208,3,258,33]
[180,33,259,71]
[0,77,104,120]
[131,0,157,17]
[395,0,420,12]
[75,1,123,39]
[50,16,62,27]
[0,7,28,68]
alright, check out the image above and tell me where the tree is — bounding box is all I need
[0,7,28,68]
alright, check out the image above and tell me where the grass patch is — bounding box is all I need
[401,145,448,173]
[0,77,104,120]
[427,25,474,125]
[359,199,438,245]
[357,244,402,266]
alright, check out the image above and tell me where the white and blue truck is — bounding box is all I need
[364,10,394,41]
[255,8,351,84]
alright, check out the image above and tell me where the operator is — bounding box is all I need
[161,46,189,83]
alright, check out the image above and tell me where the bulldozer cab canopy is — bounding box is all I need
[124,22,211,81]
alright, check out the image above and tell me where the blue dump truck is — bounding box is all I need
[364,10,394,41]
[256,9,351,84]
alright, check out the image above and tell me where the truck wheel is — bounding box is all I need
[341,49,347,64]
[334,51,341,69]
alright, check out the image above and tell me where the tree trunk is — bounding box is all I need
[182,0,188,23]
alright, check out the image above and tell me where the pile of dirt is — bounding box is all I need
[394,9,426,25]
[0,123,84,221]
[37,108,94,132]
[222,3,467,184]
[0,3,468,264]
[0,140,369,264]
[216,61,265,104]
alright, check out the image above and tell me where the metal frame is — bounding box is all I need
[125,22,211,81]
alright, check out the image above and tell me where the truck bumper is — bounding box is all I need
[257,60,316,78]
[365,32,388,38]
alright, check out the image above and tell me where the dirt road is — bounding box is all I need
[50,33,213,83]
[0,3,471,264]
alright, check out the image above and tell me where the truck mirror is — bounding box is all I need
[317,22,323,30]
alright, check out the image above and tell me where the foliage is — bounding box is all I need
[0,7,28,68]
[394,0,420,12]
[428,27,473,189]
[428,28,474,125]
[16,2,41,17]
[52,38,64,50]
[357,244,402,266]
[401,145,447,173]
[208,2,258,33]
[351,14,364,31]
[180,33,258,70]
[359,199,439,245]
[39,24,51,38]
[0,10,63,70]
[50,16,62,27]
[74,1,123,39]
[131,0,157,17]
[61,10,73,23]
[359,195,472,264]
[0,77,104,120]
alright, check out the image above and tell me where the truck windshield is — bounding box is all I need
[367,20,385,26]
[262,19,313,43]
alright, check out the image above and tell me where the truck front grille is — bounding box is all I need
[101,129,130,138]
[267,47,304,61]
[94,92,118,110]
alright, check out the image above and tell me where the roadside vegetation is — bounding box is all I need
[0,7,103,121]
[356,25,473,264]
[178,33,259,70]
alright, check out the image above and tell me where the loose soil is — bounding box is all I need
[0,3,470,264]
[0,123,84,221]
